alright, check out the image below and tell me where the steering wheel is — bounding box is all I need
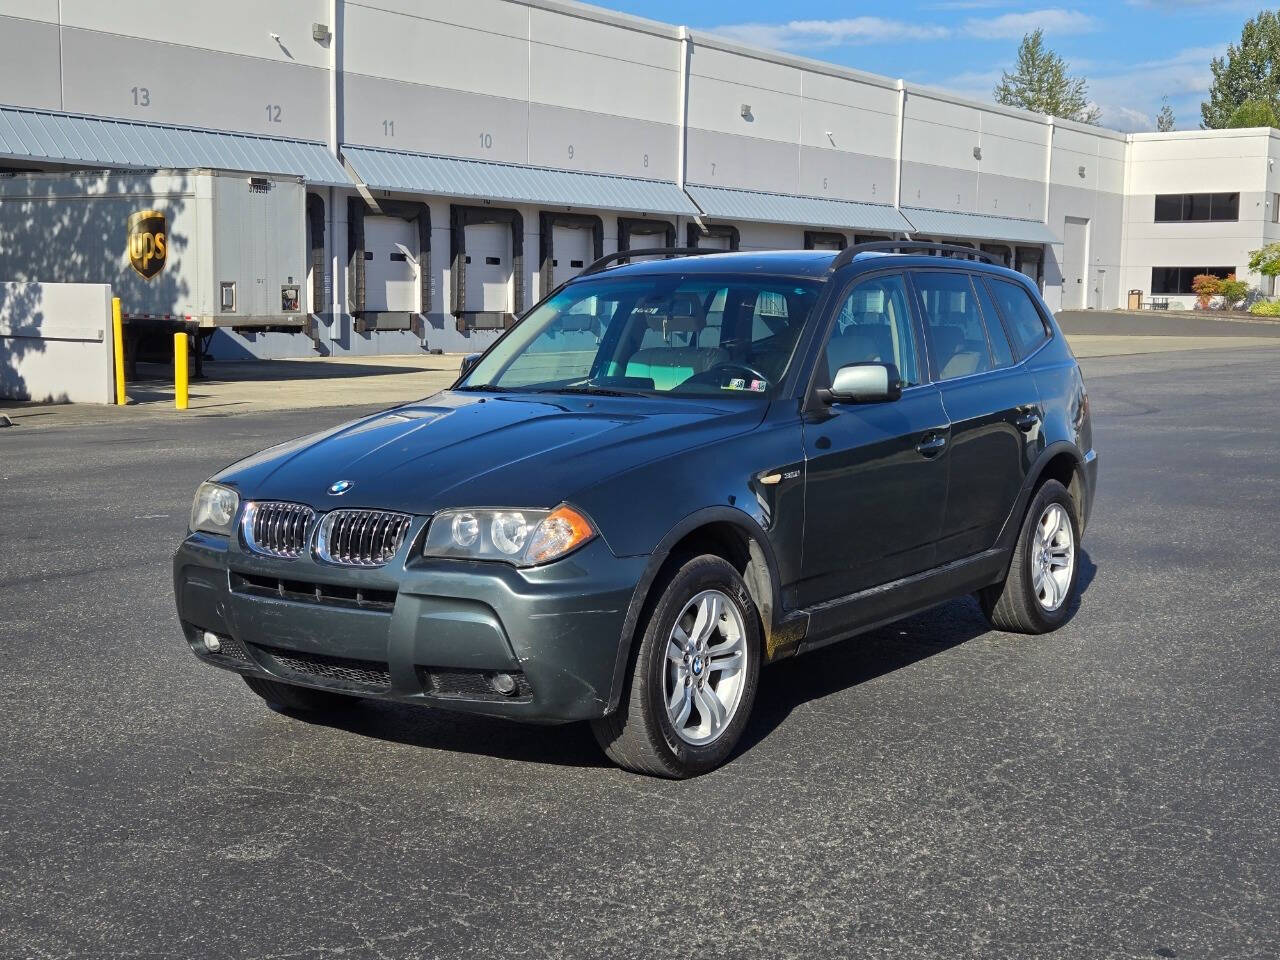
[677,362,772,392]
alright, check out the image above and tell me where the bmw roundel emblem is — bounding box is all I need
[327,480,354,496]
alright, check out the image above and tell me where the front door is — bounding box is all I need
[912,270,1039,564]
[798,271,950,606]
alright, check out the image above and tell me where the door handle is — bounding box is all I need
[915,433,947,458]
[1014,411,1041,432]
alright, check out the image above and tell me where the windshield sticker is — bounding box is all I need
[723,378,768,393]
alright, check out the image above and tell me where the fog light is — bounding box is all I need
[202,630,223,653]
[490,672,518,696]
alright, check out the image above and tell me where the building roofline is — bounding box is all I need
[530,0,1134,139]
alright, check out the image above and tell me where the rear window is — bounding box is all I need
[914,272,994,381]
[986,277,1050,357]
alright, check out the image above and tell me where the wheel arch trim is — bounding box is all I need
[604,506,784,714]
[997,440,1089,552]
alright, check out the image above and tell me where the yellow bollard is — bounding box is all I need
[112,297,126,405]
[174,332,189,410]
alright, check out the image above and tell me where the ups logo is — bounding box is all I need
[127,209,167,280]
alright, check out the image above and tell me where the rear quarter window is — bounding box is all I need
[986,277,1051,358]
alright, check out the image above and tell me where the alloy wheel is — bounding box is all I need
[1030,502,1075,612]
[662,589,749,746]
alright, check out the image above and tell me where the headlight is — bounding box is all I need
[423,504,595,566]
[190,482,240,536]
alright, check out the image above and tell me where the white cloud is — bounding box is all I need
[1085,41,1224,128]
[1096,104,1152,131]
[933,68,1005,102]
[708,17,950,51]
[963,8,1098,40]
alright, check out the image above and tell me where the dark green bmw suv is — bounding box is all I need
[174,243,1097,777]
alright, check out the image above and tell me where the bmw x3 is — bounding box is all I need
[174,243,1097,778]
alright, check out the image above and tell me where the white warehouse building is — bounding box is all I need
[0,0,1274,359]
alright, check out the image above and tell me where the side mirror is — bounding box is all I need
[459,353,482,378]
[821,362,902,405]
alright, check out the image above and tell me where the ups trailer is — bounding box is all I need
[0,168,309,337]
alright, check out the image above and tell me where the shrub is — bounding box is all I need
[1249,299,1280,316]
[1218,274,1250,309]
[1191,273,1223,309]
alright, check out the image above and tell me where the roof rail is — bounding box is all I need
[828,240,1000,274]
[580,247,715,276]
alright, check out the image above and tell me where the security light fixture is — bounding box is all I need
[973,146,982,160]
[269,31,281,41]
[740,104,752,119]
[312,23,331,43]
[1078,165,1086,178]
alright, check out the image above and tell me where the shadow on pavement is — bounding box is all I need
[295,549,1098,772]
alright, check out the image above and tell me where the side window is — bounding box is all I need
[824,273,920,387]
[914,272,993,381]
[986,277,1051,357]
[973,277,1016,368]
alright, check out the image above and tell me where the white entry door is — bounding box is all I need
[1062,216,1090,310]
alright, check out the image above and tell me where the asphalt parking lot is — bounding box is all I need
[2,345,1277,959]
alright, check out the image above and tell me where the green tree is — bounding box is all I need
[1227,98,1278,128]
[1201,11,1280,129]
[1247,241,1280,278]
[1156,96,1175,132]
[993,29,1101,124]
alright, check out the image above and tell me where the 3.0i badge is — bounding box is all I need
[327,480,354,495]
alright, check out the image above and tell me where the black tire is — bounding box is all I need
[242,675,358,713]
[591,554,762,778]
[979,479,1081,634]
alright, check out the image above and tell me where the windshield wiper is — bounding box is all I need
[455,383,518,393]
[533,385,631,397]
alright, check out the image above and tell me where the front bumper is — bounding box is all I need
[173,531,646,722]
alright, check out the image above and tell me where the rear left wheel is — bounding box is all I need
[979,479,1081,634]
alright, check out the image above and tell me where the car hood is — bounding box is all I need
[215,390,765,515]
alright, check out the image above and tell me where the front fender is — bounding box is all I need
[602,505,787,714]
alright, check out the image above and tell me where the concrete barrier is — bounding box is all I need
[0,282,116,404]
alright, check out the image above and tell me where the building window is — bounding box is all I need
[1150,266,1234,295]
[1153,193,1240,223]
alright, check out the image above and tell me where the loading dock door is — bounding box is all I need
[364,216,419,312]
[1015,246,1043,287]
[465,223,512,313]
[698,232,733,251]
[810,238,843,251]
[1062,217,1089,310]
[551,225,593,288]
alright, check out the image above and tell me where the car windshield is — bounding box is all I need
[458,272,823,399]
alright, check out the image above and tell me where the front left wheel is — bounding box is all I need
[591,554,762,778]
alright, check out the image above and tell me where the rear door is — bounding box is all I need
[911,270,1041,564]
[798,271,950,605]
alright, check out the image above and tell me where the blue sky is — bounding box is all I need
[592,0,1263,132]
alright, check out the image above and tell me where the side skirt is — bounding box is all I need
[793,547,1010,656]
